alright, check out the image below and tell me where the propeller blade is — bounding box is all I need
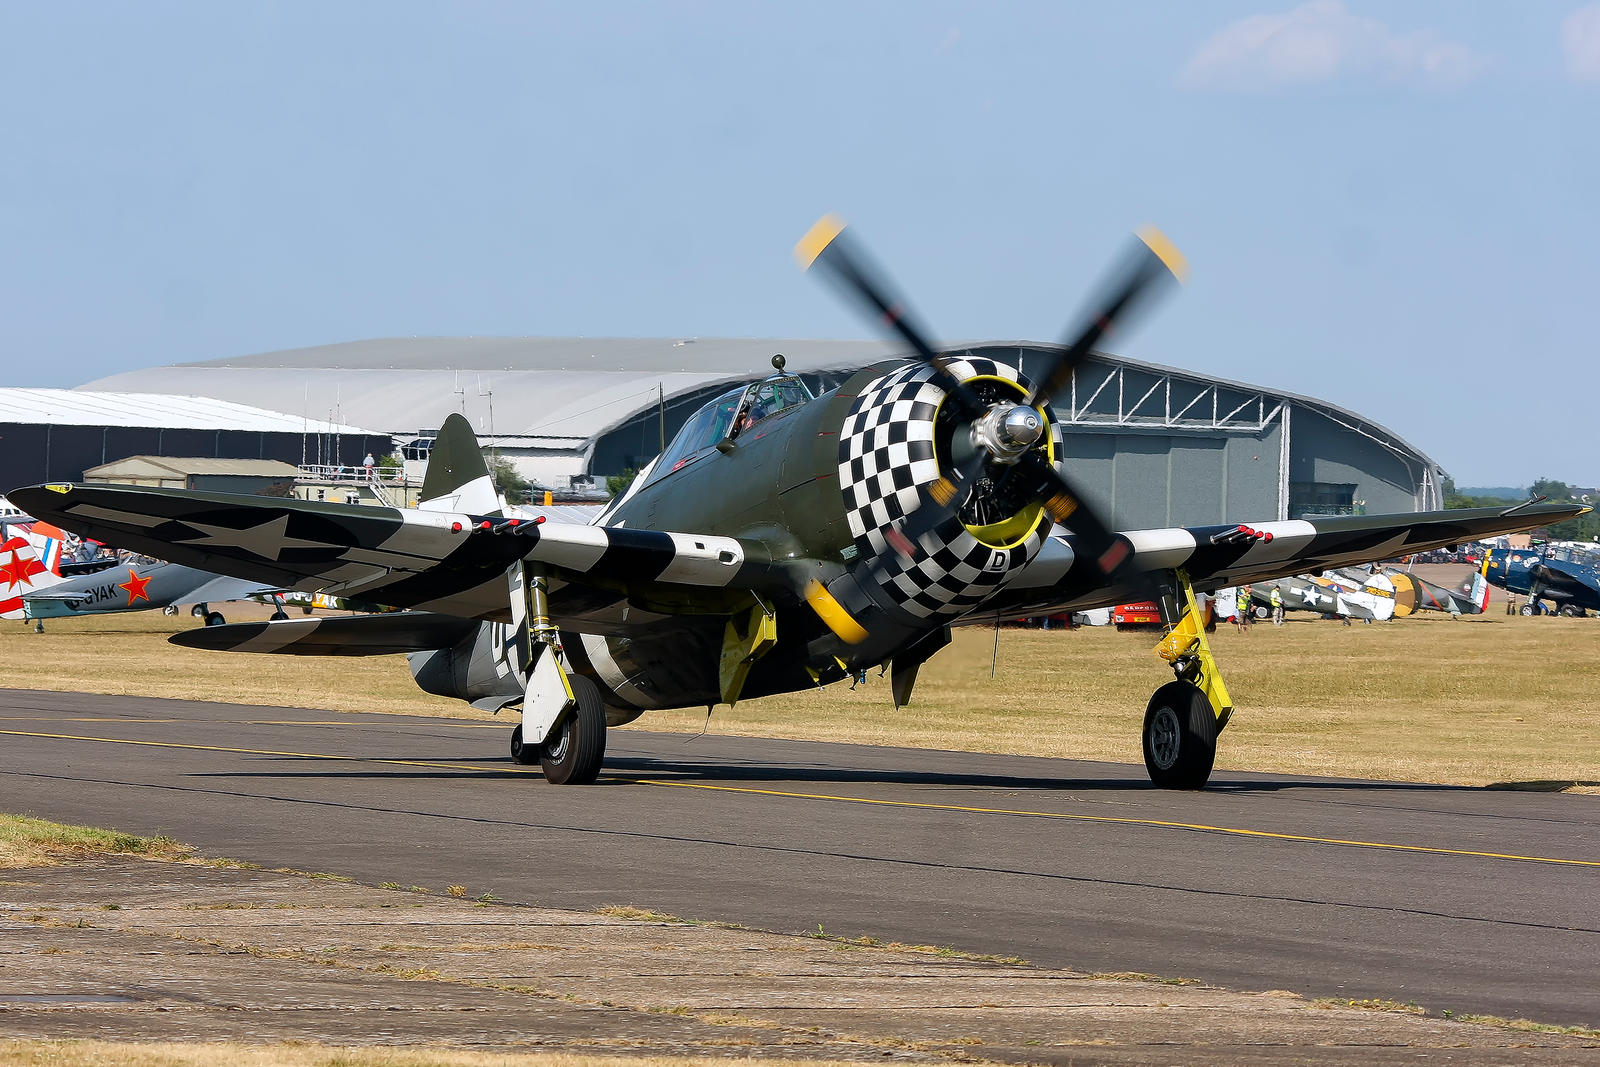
[1024,226,1188,409]
[795,215,988,420]
[1014,449,1131,575]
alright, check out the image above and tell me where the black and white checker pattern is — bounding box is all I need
[836,356,1056,622]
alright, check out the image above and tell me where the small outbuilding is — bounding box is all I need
[82,456,302,496]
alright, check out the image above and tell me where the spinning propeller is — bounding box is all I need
[795,215,1187,579]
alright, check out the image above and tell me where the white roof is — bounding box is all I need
[72,336,1436,473]
[80,337,897,439]
[0,388,383,436]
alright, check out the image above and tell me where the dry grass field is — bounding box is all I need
[4,588,1597,789]
[0,1043,892,1067]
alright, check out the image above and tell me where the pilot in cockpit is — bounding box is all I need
[736,397,769,435]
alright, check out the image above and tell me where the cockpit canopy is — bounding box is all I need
[1547,542,1600,568]
[649,373,815,484]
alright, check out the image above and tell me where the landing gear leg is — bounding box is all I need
[1144,568,1232,789]
[508,562,605,784]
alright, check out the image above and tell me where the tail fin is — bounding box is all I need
[1385,570,1417,617]
[24,521,66,576]
[1358,572,1397,621]
[1,530,66,619]
[418,413,502,516]
[1471,567,1491,614]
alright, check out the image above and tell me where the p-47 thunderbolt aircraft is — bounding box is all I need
[12,219,1585,789]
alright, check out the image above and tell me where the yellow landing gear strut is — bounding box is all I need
[1144,567,1231,789]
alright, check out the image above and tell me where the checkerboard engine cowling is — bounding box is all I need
[836,357,1063,620]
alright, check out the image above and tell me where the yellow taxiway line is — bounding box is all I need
[1,727,1595,869]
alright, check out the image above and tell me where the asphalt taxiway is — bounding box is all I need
[1,687,1595,1027]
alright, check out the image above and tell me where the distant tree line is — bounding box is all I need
[1443,476,1599,541]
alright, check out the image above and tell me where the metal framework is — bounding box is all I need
[1061,364,1286,433]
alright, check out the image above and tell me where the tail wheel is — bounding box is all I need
[203,611,226,627]
[540,675,607,785]
[1142,681,1217,790]
[508,725,539,766]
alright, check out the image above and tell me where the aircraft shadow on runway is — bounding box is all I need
[184,750,1482,795]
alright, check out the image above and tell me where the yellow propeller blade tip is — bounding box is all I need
[794,214,847,271]
[804,578,869,645]
[1137,225,1189,283]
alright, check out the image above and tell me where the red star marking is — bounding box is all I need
[119,571,153,606]
[0,543,45,589]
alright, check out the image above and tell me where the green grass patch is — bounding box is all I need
[0,814,191,869]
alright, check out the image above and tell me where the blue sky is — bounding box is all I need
[2,1,1595,487]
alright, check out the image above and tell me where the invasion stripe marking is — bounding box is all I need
[592,528,676,583]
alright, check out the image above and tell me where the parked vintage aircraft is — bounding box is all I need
[1483,543,1600,616]
[1248,571,1398,622]
[1380,565,1490,617]
[11,219,1585,789]
[20,556,291,628]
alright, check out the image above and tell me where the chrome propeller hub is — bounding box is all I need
[971,403,1044,463]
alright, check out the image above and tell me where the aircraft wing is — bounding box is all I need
[9,483,777,629]
[973,502,1589,620]
[170,611,480,656]
[15,591,89,606]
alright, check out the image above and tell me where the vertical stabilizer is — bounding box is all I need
[1470,565,1491,614]
[419,413,502,516]
[1,529,66,619]
[23,521,66,576]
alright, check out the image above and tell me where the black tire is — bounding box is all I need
[269,610,289,621]
[539,675,607,785]
[203,611,226,627]
[1142,681,1217,790]
[508,725,539,765]
[1519,603,1535,616]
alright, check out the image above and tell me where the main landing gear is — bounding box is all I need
[507,562,606,785]
[192,603,227,627]
[1142,567,1233,789]
[510,675,606,784]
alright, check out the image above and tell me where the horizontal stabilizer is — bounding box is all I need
[169,611,478,656]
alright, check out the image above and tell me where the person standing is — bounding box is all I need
[1270,585,1284,627]
[363,453,376,481]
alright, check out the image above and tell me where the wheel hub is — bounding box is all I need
[1148,705,1181,770]
[543,718,572,761]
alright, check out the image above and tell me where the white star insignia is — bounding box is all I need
[177,514,326,561]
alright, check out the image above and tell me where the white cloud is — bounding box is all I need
[1179,1,1488,91]
[1563,3,1600,82]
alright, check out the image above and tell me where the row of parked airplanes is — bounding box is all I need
[7,507,1599,628]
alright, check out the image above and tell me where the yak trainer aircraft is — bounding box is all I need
[11,218,1585,789]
